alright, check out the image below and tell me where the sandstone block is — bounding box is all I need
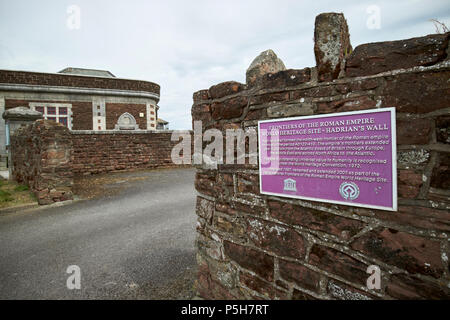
[351,228,444,278]
[209,81,244,99]
[246,49,286,86]
[346,33,450,77]
[247,217,306,259]
[278,260,321,292]
[223,241,274,281]
[309,245,368,284]
[314,12,352,81]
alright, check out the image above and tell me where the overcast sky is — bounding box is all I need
[0,0,449,129]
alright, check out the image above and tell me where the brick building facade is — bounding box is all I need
[0,67,164,158]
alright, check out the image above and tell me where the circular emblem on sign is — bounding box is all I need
[339,182,360,201]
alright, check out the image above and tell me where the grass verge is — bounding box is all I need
[0,179,37,209]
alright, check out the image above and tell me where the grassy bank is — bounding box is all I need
[0,179,37,209]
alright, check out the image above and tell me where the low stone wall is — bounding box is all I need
[10,122,192,203]
[11,120,73,205]
[71,130,192,175]
[192,14,450,299]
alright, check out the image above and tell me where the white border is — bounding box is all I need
[258,107,397,211]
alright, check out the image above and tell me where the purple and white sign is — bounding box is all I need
[258,107,397,211]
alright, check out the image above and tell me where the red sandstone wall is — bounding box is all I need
[10,123,192,203]
[192,29,450,299]
[71,131,191,175]
[11,120,73,205]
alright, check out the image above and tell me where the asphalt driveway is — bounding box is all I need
[0,168,197,299]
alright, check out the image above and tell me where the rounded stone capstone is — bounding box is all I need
[2,106,44,121]
[246,49,286,86]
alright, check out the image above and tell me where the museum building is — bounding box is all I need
[0,67,168,158]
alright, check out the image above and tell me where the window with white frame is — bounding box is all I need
[30,103,73,129]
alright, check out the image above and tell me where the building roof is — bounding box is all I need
[58,67,116,78]
[157,118,169,124]
[0,69,160,102]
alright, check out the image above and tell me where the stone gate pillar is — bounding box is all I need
[2,107,43,179]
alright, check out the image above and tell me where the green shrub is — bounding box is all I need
[14,185,29,192]
[0,189,13,202]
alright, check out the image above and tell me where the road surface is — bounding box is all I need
[0,168,197,299]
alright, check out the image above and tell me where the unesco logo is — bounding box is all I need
[339,182,360,200]
[283,178,297,192]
